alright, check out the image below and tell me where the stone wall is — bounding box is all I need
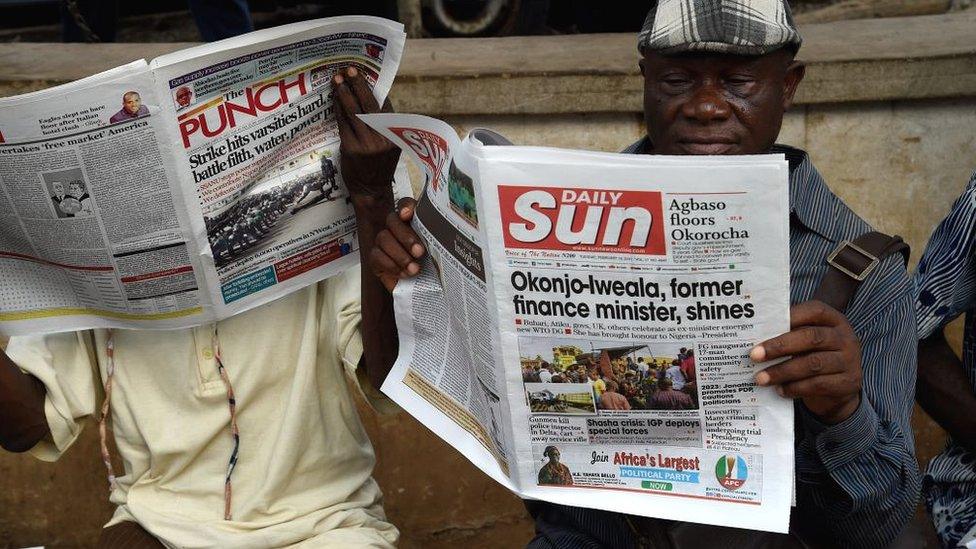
[1,10,974,548]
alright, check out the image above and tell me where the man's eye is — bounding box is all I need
[725,77,754,86]
[661,77,691,86]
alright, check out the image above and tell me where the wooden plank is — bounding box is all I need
[1,11,975,111]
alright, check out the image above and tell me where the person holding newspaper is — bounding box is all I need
[366,1,920,547]
[0,67,403,548]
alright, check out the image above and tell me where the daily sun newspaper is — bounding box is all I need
[362,113,796,532]
[0,16,406,336]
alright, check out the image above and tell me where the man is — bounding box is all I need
[539,365,554,383]
[649,377,693,411]
[175,86,193,109]
[913,171,976,548]
[67,180,94,217]
[598,381,631,411]
[680,349,695,384]
[108,91,149,124]
[0,67,402,547]
[292,160,339,214]
[664,359,686,390]
[538,446,573,486]
[588,369,606,407]
[620,378,643,409]
[322,156,338,192]
[50,181,72,218]
[636,357,649,380]
[366,1,920,547]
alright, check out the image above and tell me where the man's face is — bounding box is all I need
[52,182,64,195]
[69,183,83,196]
[124,94,142,115]
[176,89,191,107]
[639,49,804,155]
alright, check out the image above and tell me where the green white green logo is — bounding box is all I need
[715,455,748,490]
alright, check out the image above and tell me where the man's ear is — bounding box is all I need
[782,60,806,110]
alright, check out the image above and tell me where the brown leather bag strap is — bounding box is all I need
[812,231,910,313]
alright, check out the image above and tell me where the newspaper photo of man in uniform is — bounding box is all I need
[292,155,339,214]
[206,183,302,268]
[206,153,347,269]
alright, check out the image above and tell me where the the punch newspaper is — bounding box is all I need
[363,113,795,532]
[0,16,406,336]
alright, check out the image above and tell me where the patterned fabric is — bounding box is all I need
[638,0,802,56]
[913,171,976,547]
[525,141,921,549]
[927,477,976,547]
[212,330,241,521]
[538,462,574,486]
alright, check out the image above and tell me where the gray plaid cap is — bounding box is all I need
[638,0,802,56]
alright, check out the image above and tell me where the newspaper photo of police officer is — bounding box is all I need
[205,152,347,269]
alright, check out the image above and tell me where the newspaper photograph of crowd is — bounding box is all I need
[519,337,699,412]
[205,154,342,268]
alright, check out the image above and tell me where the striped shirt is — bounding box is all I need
[913,171,976,507]
[525,141,921,549]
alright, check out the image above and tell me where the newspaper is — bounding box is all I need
[0,16,405,336]
[363,113,796,532]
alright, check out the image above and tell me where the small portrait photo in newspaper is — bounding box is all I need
[520,336,699,412]
[173,85,194,111]
[42,168,94,219]
[108,90,150,124]
[537,445,574,486]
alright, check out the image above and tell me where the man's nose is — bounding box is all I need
[681,87,732,123]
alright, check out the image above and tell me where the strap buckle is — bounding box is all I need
[827,240,879,281]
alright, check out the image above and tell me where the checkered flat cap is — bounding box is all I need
[639,0,802,56]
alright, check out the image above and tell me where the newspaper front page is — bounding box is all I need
[364,113,796,532]
[150,16,405,318]
[0,16,405,336]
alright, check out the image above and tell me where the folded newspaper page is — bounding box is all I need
[363,113,795,532]
[0,16,405,336]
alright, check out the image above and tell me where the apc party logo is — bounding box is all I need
[715,455,748,490]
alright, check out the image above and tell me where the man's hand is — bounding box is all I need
[752,300,863,424]
[369,198,425,292]
[0,350,49,453]
[332,65,403,389]
[332,66,399,199]
[917,330,976,452]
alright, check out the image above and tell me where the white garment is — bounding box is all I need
[7,268,398,548]
[665,365,686,390]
